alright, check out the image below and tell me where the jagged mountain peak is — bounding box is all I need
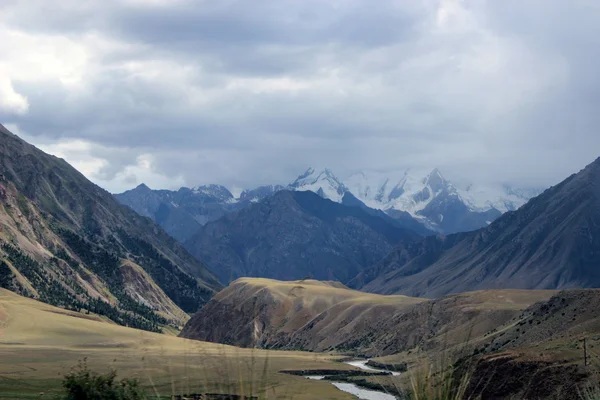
[423,168,448,190]
[117,164,542,242]
[296,167,315,181]
[185,188,421,285]
[190,184,234,202]
[288,167,348,202]
[238,184,284,203]
[340,167,541,233]
[291,167,340,184]
[359,155,600,298]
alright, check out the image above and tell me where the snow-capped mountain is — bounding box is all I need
[239,184,285,203]
[288,167,540,234]
[287,167,348,202]
[345,168,451,215]
[116,167,541,242]
[191,184,236,203]
[456,184,541,213]
[345,168,536,214]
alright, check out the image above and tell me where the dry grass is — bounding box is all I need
[207,277,427,341]
[223,277,426,307]
[0,289,357,400]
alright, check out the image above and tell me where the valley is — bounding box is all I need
[4,2,600,399]
[1,126,600,399]
[180,277,600,399]
[0,288,359,400]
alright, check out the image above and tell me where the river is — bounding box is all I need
[305,359,400,400]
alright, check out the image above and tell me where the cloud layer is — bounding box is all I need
[1,0,600,192]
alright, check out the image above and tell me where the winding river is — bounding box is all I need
[305,360,399,400]
[345,359,401,377]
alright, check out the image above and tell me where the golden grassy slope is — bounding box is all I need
[0,289,357,400]
[181,277,428,349]
[221,277,426,316]
[183,278,560,359]
[0,178,193,327]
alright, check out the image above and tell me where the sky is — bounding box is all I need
[1,0,600,193]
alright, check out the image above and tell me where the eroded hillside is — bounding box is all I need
[180,277,556,356]
[0,125,221,330]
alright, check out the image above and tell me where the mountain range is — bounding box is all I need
[4,121,600,399]
[352,157,600,297]
[184,190,422,284]
[0,124,221,331]
[116,183,283,242]
[180,154,600,301]
[4,119,600,337]
[116,166,539,243]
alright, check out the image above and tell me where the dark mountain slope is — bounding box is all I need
[357,157,600,297]
[416,188,502,234]
[0,124,221,329]
[116,184,284,243]
[341,191,434,236]
[185,190,422,284]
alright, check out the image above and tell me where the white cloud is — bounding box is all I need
[26,134,185,193]
[1,0,599,192]
[0,74,29,114]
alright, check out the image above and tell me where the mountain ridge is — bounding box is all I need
[0,124,221,330]
[184,190,422,285]
[116,166,539,244]
[355,157,600,297]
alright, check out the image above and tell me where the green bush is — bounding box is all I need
[62,360,147,400]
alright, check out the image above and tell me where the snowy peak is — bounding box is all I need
[456,184,540,213]
[288,167,348,202]
[296,167,315,181]
[117,166,542,239]
[190,184,235,203]
[239,185,284,203]
[288,166,539,221]
[423,168,448,194]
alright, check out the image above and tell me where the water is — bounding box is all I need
[346,359,401,376]
[304,359,400,400]
[331,382,397,400]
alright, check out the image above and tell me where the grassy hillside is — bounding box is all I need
[180,278,556,357]
[0,124,222,330]
[0,288,358,400]
[371,290,600,400]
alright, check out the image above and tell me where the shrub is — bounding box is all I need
[62,359,146,400]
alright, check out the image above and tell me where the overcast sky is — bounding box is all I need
[1,0,600,193]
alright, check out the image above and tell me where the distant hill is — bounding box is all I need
[0,124,221,330]
[354,157,600,297]
[180,277,556,356]
[116,167,539,245]
[115,184,283,242]
[184,190,423,284]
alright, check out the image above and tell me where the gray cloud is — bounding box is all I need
[1,0,600,192]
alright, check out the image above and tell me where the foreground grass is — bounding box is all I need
[0,289,356,400]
